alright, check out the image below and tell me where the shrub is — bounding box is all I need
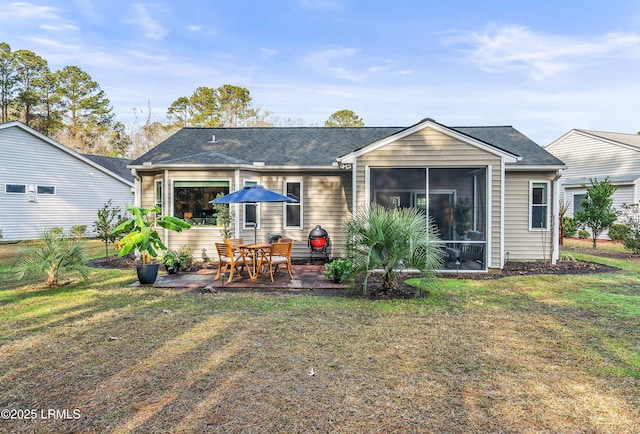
[578,230,590,239]
[16,227,89,287]
[71,224,87,239]
[343,204,444,297]
[618,203,640,254]
[179,245,193,269]
[607,223,630,242]
[160,248,191,269]
[324,258,353,282]
[562,216,578,238]
[50,226,64,237]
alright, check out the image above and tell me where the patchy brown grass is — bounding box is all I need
[0,243,639,433]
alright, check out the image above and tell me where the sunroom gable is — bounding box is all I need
[337,118,520,165]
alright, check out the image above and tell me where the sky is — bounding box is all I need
[1,0,639,145]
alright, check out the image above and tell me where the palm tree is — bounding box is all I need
[16,227,89,287]
[343,204,444,297]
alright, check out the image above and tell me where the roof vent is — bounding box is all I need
[143,162,152,167]
[252,161,265,167]
[208,135,217,143]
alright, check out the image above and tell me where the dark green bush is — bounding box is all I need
[607,224,630,242]
[578,230,590,239]
[562,216,578,238]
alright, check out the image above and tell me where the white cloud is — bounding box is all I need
[303,46,390,81]
[296,0,343,11]
[259,48,278,60]
[125,3,167,40]
[445,24,640,80]
[40,23,79,31]
[2,2,61,20]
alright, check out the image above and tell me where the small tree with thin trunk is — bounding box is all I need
[558,200,570,245]
[574,178,617,249]
[94,200,122,260]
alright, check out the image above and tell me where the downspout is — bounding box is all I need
[164,169,169,248]
[131,168,142,207]
[552,170,563,265]
[499,160,505,269]
[487,164,493,270]
[235,169,241,238]
[352,161,358,214]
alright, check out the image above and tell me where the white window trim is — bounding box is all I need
[155,179,163,210]
[571,190,587,217]
[529,180,550,231]
[172,178,231,227]
[284,180,303,229]
[243,179,260,230]
[5,183,26,194]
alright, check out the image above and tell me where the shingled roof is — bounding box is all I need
[577,129,640,148]
[452,126,565,166]
[83,154,134,183]
[130,122,564,168]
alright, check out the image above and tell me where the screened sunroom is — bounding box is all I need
[370,167,487,271]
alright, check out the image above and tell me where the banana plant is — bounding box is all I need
[111,205,191,263]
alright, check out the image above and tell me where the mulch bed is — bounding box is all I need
[88,247,630,299]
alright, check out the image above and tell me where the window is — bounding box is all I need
[155,180,163,210]
[37,185,55,195]
[5,184,26,194]
[284,181,302,228]
[573,193,585,215]
[244,180,258,229]
[530,181,550,230]
[173,180,229,225]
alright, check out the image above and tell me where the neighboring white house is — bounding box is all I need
[546,129,640,238]
[0,121,134,241]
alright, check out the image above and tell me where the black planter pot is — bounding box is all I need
[136,263,159,285]
[165,264,180,275]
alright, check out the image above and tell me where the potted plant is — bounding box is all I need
[324,258,352,283]
[160,249,190,274]
[454,197,473,239]
[112,205,191,284]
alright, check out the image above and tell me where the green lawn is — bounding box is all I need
[0,240,639,433]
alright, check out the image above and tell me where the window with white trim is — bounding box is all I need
[37,185,55,195]
[284,181,302,228]
[244,180,259,229]
[155,180,162,210]
[173,180,229,226]
[573,193,585,215]
[530,181,550,230]
[5,184,26,194]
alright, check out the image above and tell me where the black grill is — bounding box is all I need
[308,225,330,262]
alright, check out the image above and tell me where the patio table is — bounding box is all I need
[238,243,271,279]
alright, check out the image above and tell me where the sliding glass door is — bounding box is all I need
[370,167,487,270]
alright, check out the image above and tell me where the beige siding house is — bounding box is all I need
[129,118,565,272]
[546,129,640,239]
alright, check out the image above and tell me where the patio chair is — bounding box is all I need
[214,242,252,282]
[223,238,244,250]
[257,240,294,282]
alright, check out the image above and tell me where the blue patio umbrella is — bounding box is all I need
[210,185,297,243]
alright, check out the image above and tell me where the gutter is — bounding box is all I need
[505,165,567,171]
[131,168,142,207]
[128,163,342,172]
